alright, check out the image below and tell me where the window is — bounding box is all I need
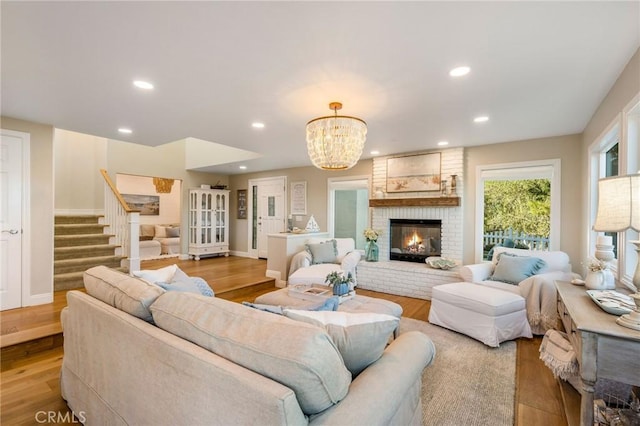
[589,95,639,289]
[475,160,561,262]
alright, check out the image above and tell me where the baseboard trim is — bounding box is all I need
[266,269,286,288]
[230,251,252,258]
[25,292,54,307]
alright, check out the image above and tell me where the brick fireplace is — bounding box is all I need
[357,148,464,300]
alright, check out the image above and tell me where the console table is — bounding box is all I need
[555,281,640,426]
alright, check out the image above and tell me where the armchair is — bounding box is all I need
[460,247,579,334]
[288,237,361,288]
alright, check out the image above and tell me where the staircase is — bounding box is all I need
[54,215,127,290]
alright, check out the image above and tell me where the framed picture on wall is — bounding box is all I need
[291,181,307,215]
[386,152,441,192]
[237,189,247,219]
[121,194,160,216]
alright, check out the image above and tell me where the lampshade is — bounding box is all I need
[592,174,640,232]
[306,102,367,170]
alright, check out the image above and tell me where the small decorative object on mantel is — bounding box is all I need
[363,228,380,262]
[325,271,355,296]
[374,187,385,199]
[450,175,458,195]
[441,179,448,196]
[305,215,320,233]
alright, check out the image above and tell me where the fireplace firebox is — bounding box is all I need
[389,219,442,263]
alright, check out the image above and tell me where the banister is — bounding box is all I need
[100,169,139,213]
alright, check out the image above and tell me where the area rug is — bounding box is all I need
[399,317,517,426]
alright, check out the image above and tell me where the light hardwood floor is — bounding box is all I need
[0,256,576,425]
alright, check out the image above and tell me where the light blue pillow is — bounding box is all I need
[156,277,214,297]
[305,240,338,264]
[490,253,547,285]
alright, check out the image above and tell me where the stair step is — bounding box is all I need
[54,255,126,275]
[55,215,103,225]
[55,244,120,260]
[55,234,112,247]
[54,268,128,291]
[54,223,107,236]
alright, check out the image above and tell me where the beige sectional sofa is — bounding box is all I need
[61,266,436,425]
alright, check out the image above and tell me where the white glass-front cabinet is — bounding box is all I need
[188,189,230,260]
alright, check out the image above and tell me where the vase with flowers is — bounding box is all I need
[325,271,355,296]
[363,228,380,262]
[584,257,615,290]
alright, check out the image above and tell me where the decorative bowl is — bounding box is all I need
[425,257,457,270]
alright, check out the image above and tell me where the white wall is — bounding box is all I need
[54,128,107,214]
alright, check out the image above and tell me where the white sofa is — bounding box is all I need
[140,224,180,256]
[460,247,579,334]
[288,237,362,287]
[60,266,436,425]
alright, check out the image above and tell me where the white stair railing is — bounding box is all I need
[100,169,141,272]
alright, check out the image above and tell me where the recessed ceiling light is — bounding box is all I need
[118,128,132,134]
[473,116,489,123]
[133,80,154,90]
[370,150,380,155]
[449,66,470,77]
[437,141,449,146]
[251,122,265,129]
[239,165,247,170]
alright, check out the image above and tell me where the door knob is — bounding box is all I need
[2,229,19,235]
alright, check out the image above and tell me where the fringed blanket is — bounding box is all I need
[539,329,578,380]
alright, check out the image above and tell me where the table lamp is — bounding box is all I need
[592,173,640,331]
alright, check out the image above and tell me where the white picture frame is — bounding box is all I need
[291,181,307,215]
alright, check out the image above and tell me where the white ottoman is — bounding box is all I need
[428,282,532,347]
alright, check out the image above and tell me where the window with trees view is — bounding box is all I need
[476,160,560,262]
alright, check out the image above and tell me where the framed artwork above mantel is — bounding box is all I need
[386,152,441,193]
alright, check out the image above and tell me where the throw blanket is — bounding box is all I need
[517,271,578,334]
[539,330,578,380]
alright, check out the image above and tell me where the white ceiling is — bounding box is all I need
[2,1,639,174]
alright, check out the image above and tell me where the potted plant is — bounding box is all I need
[325,271,354,296]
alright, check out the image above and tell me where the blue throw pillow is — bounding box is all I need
[156,277,214,297]
[490,253,547,285]
[305,240,338,264]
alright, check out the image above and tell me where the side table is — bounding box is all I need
[555,281,640,426]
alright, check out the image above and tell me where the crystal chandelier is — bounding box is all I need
[306,102,367,170]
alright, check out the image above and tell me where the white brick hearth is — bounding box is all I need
[357,148,464,300]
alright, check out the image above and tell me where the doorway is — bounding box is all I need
[1,129,30,311]
[247,176,286,259]
[327,177,369,250]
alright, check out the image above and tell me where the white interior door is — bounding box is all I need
[249,176,286,259]
[1,130,25,310]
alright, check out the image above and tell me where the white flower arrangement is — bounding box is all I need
[363,228,380,242]
[585,256,609,272]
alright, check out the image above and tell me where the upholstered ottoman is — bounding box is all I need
[428,282,532,347]
[255,287,403,319]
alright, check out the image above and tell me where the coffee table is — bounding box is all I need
[254,287,403,319]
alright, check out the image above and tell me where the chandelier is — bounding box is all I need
[306,102,367,170]
[153,177,175,193]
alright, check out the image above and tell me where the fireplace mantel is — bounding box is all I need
[369,197,460,207]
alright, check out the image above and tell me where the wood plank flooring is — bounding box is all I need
[0,256,576,425]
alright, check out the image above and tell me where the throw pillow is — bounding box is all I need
[490,253,547,285]
[140,224,155,237]
[283,309,399,376]
[154,225,168,238]
[155,277,214,297]
[132,264,177,284]
[166,227,180,238]
[305,240,338,265]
